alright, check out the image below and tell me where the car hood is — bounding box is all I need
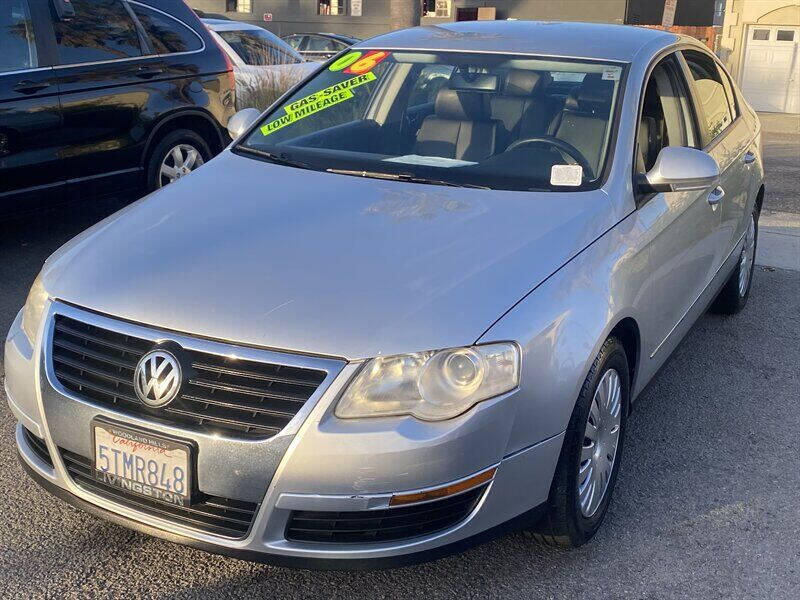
[43,151,617,360]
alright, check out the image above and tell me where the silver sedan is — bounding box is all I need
[6,20,764,568]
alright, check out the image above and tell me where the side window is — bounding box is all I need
[408,65,454,106]
[716,62,738,120]
[306,36,337,53]
[0,0,38,73]
[637,56,697,173]
[682,49,733,146]
[130,3,202,55]
[53,0,142,65]
[285,35,304,50]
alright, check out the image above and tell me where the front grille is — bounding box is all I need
[51,315,327,439]
[22,427,54,468]
[60,448,258,539]
[285,483,488,544]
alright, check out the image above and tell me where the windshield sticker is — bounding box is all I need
[330,50,391,75]
[260,71,377,137]
[384,155,477,168]
[550,164,583,187]
[329,51,362,72]
[602,67,622,81]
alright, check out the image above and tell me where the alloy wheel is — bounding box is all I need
[158,144,204,188]
[738,213,756,297]
[578,368,622,518]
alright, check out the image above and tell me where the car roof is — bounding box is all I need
[286,32,360,43]
[355,21,679,63]
[202,19,264,32]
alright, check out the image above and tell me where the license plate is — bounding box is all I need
[92,421,191,507]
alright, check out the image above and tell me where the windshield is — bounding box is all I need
[238,50,625,191]
[218,29,303,66]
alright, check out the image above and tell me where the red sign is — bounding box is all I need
[263,13,273,22]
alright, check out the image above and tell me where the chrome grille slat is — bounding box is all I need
[51,315,326,439]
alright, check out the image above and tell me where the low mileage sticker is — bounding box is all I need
[260,71,378,137]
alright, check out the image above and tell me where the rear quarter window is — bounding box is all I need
[130,3,203,55]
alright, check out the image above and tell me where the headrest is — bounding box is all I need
[504,70,542,96]
[577,73,613,104]
[564,73,613,112]
[434,89,489,121]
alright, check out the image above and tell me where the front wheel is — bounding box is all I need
[528,337,630,547]
[146,129,211,191]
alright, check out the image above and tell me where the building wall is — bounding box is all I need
[189,1,716,39]
[720,1,800,81]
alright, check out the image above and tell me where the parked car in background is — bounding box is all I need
[282,32,360,62]
[8,21,764,567]
[0,0,235,216]
[204,20,318,110]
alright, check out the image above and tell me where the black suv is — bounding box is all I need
[0,0,236,215]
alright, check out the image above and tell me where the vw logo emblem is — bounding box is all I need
[134,349,182,408]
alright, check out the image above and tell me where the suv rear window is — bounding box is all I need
[130,3,203,55]
[54,0,142,65]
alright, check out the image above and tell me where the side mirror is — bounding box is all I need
[51,0,75,20]
[227,108,261,140]
[637,146,720,194]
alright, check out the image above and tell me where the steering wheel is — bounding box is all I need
[504,136,594,180]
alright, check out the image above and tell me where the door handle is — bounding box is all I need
[13,80,50,94]
[707,186,725,209]
[136,66,165,79]
[743,151,756,165]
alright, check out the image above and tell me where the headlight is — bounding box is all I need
[335,343,520,421]
[21,273,48,343]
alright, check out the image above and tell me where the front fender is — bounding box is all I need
[478,215,649,454]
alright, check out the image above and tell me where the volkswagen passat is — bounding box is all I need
[6,21,764,568]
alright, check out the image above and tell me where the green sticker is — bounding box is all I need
[329,51,362,72]
[260,71,377,137]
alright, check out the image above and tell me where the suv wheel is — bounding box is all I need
[146,129,211,191]
[711,207,759,315]
[528,337,630,547]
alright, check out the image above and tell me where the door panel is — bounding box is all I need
[53,0,152,195]
[0,0,64,209]
[637,54,722,358]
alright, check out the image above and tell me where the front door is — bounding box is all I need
[0,0,63,211]
[634,53,723,360]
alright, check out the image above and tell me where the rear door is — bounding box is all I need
[0,0,64,209]
[53,0,158,197]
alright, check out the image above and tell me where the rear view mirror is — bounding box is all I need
[227,108,261,140]
[637,146,720,194]
[51,0,75,20]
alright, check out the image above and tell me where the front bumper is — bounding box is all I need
[6,301,564,567]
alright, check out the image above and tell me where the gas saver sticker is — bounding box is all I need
[260,71,377,137]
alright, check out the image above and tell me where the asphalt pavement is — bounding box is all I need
[1,117,798,599]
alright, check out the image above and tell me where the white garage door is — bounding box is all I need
[741,25,799,113]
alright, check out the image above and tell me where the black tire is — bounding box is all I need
[145,129,212,192]
[711,206,759,315]
[528,337,630,547]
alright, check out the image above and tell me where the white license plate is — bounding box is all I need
[93,421,191,506]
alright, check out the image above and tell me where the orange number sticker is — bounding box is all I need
[344,51,390,75]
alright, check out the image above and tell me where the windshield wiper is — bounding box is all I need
[326,168,489,189]
[235,146,315,171]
